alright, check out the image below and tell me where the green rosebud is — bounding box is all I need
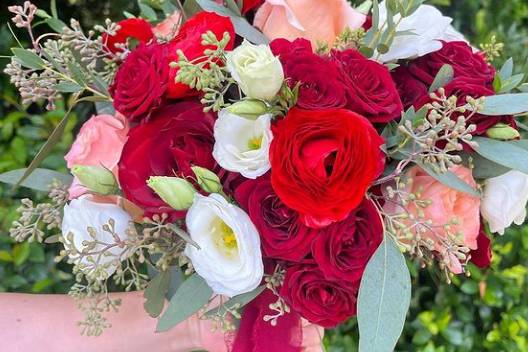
[486,123,520,140]
[147,176,196,211]
[71,165,117,195]
[191,166,222,193]
[226,100,269,119]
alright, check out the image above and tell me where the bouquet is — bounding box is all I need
[4,0,528,350]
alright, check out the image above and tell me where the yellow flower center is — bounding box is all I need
[247,135,263,150]
[219,220,238,250]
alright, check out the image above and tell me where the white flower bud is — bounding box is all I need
[71,165,117,195]
[147,176,196,211]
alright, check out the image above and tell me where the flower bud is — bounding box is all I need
[226,100,269,119]
[147,176,196,210]
[191,166,222,193]
[71,165,117,195]
[486,123,520,141]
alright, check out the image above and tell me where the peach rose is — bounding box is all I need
[254,0,366,48]
[387,165,481,274]
[65,113,129,199]
[153,10,182,39]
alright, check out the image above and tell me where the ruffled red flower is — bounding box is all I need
[102,18,153,54]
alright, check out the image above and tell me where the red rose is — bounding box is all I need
[312,199,383,282]
[392,65,429,109]
[280,264,358,328]
[270,108,385,228]
[241,0,264,13]
[414,77,515,136]
[409,41,495,87]
[110,43,169,122]
[118,101,221,219]
[270,38,347,110]
[332,49,403,123]
[167,12,235,98]
[470,225,492,269]
[234,175,318,262]
[102,18,154,54]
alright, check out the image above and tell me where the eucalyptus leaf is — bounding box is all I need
[183,0,201,18]
[45,18,67,32]
[498,58,514,80]
[139,2,158,21]
[157,273,213,332]
[358,236,411,352]
[479,93,528,116]
[429,64,454,93]
[417,162,480,197]
[498,73,524,94]
[0,168,72,192]
[225,0,242,16]
[144,271,171,318]
[471,153,511,179]
[11,48,46,70]
[95,101,115,115]
[357,0,373,14]
[473,137,528,174]
[204,286,265,318]
[54,82,83,93]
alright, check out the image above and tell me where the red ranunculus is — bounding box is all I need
[280,264,358,328]
[110,43,169,122]
[392,65,429,109]
[332,49,403,123]
[270,38,347,110]
[409,41,495,87]
[118,101,221,219]
[167,12,235,98]
[414,76,515,136]
[312,199,383,282]
[102,18,154,54]
[234,175,318,262]
[470,225,492,269]
[270,108,385,228]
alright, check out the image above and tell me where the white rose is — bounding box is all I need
[184,193,264,297]
[377,3,465,62]
[226,40,284,100]
[481,170,528,235]
[213,109,272,179]
[61,195,133,277]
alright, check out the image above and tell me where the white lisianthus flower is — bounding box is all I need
[213,109,272,179]
[377,3,465,62]
[184,194,264,297]
[226,40,284,100]
[61,195,133,277]
[481,170,528,235]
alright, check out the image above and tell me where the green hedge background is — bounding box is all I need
[0,1,527,351]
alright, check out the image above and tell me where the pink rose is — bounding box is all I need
[153,10,182,39]
[254,0,366,48]
[65,113,129,199]
[386,165,480,274]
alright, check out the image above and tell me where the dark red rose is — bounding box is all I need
[392,65,429,109]
[167,12,235,98]
[332,49,403,123]
[280,264,358,328]
[235,175,318,262]
[270,38,347,110]
[409,41,495,87]
[312,199,383,282]
[470,225,492,269]
[362,15,372,30]
[102,18,153,54]
[241,0,264,13]
[110,43,169,122]
[118,101,221,219]
[270,108,385,228]
[415,77,515,136]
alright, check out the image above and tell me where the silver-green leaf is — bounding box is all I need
[358,236,411,352]
[0,168,72,192]
[429,64,454,93]
[473,137,528,174]
[418,162,480,197]
[144,270,171,318]
[479,93,528,115]
[156,273,213,332]
[11,48,46,70]
[204,286,265,318]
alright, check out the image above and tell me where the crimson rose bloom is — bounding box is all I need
[270,38,347,110]
[280,264,358,328]
[409,41,495,87]
[118,101,220,219]
[111,43,169,122]
[102,18,153,54]
[241,0,263,13]
[234,176,318,262]
[312,199,383,282]
[167,12,235,98]
[470,225,492,269]
[270,108,385,228]
[415,77,515,135]
[332,49,403,123]
[392,65,429,109]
